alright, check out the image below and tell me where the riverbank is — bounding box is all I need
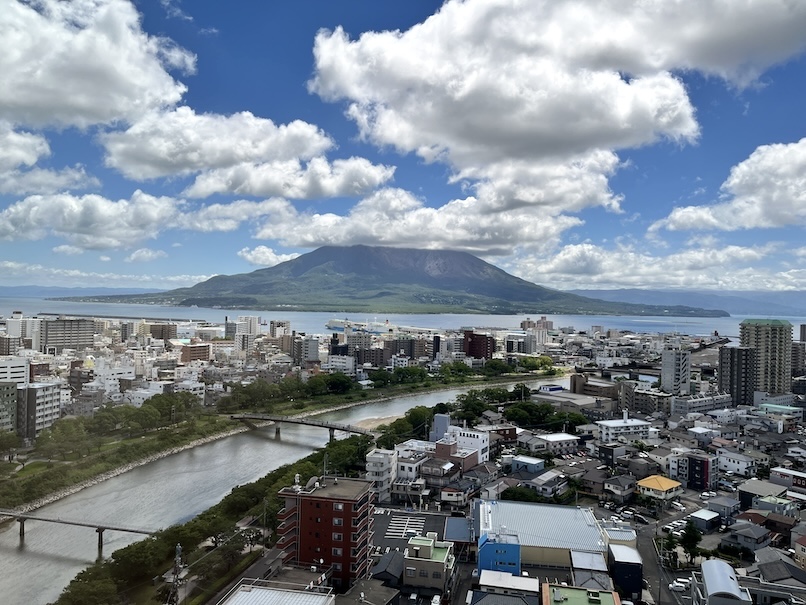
[5,372,560,516]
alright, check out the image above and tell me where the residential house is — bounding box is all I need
[402,533,457,599]
[527,470,569,498]
[720,522,772,553]
[636,475,683,503]
[603,475,637,504]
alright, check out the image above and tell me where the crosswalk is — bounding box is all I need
[384,515,426,539]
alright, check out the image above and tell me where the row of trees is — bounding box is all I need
[375,381,587,448]
[216,372,354,413]
[34,392,203,461]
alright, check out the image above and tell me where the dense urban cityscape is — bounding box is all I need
[3,310,806,605]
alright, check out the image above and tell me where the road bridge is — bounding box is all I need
[230,413,377,441]
[0,508,157,556]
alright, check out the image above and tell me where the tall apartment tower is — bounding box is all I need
[277,477,374,590]
[661,348,691,395]
[739,319,792,394]
[718,346,758,406]
[793,342,806,378]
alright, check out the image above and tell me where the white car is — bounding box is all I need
[669,582,687,592]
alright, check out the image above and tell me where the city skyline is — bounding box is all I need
[1,1,806,292]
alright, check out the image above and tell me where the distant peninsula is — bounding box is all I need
[54,245,729,317]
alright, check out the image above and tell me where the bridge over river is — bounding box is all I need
[0,508,157,557]
[230,413,378,440]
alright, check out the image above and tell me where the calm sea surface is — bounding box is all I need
[2,296,802,338]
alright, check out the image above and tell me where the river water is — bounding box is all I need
[0,380,565,605]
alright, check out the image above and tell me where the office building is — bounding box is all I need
[276,476,374,590]
[739,319,792,394]
[463,330,496,360]
[40,317,95,354]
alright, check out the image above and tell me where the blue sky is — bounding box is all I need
[2,0,806,292]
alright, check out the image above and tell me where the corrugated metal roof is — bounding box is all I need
[484,501,605,552]
[570,550,608,571]
[701,559,745,599]
[608,544,642,564]
[220,586,333,605]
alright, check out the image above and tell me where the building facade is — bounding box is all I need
[739,319,792,395]
[276,477,374,590]
[719,346,758,406]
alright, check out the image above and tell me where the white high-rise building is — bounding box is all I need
[236,316,261,335]
[661,348,691,395]
[0,356,29,386]
[365,448,398,503]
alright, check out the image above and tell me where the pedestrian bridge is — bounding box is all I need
[0,508,157,556]
[230,413,377,440]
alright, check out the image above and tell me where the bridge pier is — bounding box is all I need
[275,424,281,438]
[97,528,105,558]
[329,427,335,442]
[18,518,24,542]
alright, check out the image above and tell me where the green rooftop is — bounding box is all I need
[740,319,793,326]
[548,585,620,605]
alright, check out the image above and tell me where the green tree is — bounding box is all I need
[305,375,329,397]
[404,406,434,439]
[509,383,531,402]
[680,522,702,563]
[368,370,391,387]
[500,486,542,502]
[481,359,511,376]
[325,372,354,394]
[56,565,119,605]
[0,431,20,462]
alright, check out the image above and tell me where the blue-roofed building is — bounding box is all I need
[692,560,752,605]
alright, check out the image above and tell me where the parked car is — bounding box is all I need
[700,492,711,500]
[669,582,687,592]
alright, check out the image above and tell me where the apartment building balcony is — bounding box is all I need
[277,506,297,522]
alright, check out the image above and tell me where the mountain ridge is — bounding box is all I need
[55,245,729,317]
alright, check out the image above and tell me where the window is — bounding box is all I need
[433,571,442,579]
[332,547,343,557]
[406,568,416,577]
[333,563,342,571]
[419,569,428,577]
[334,502,344,511]
[333,532,343,541]
[333,518,343,526]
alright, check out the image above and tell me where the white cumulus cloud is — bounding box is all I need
[101,107,334,179]
[650,137,806,232]
[237,246,299,267]
[184,156,395,199]
[0,0,195,128]
[125,248,168,262]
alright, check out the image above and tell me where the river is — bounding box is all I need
[0,379,565,605]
